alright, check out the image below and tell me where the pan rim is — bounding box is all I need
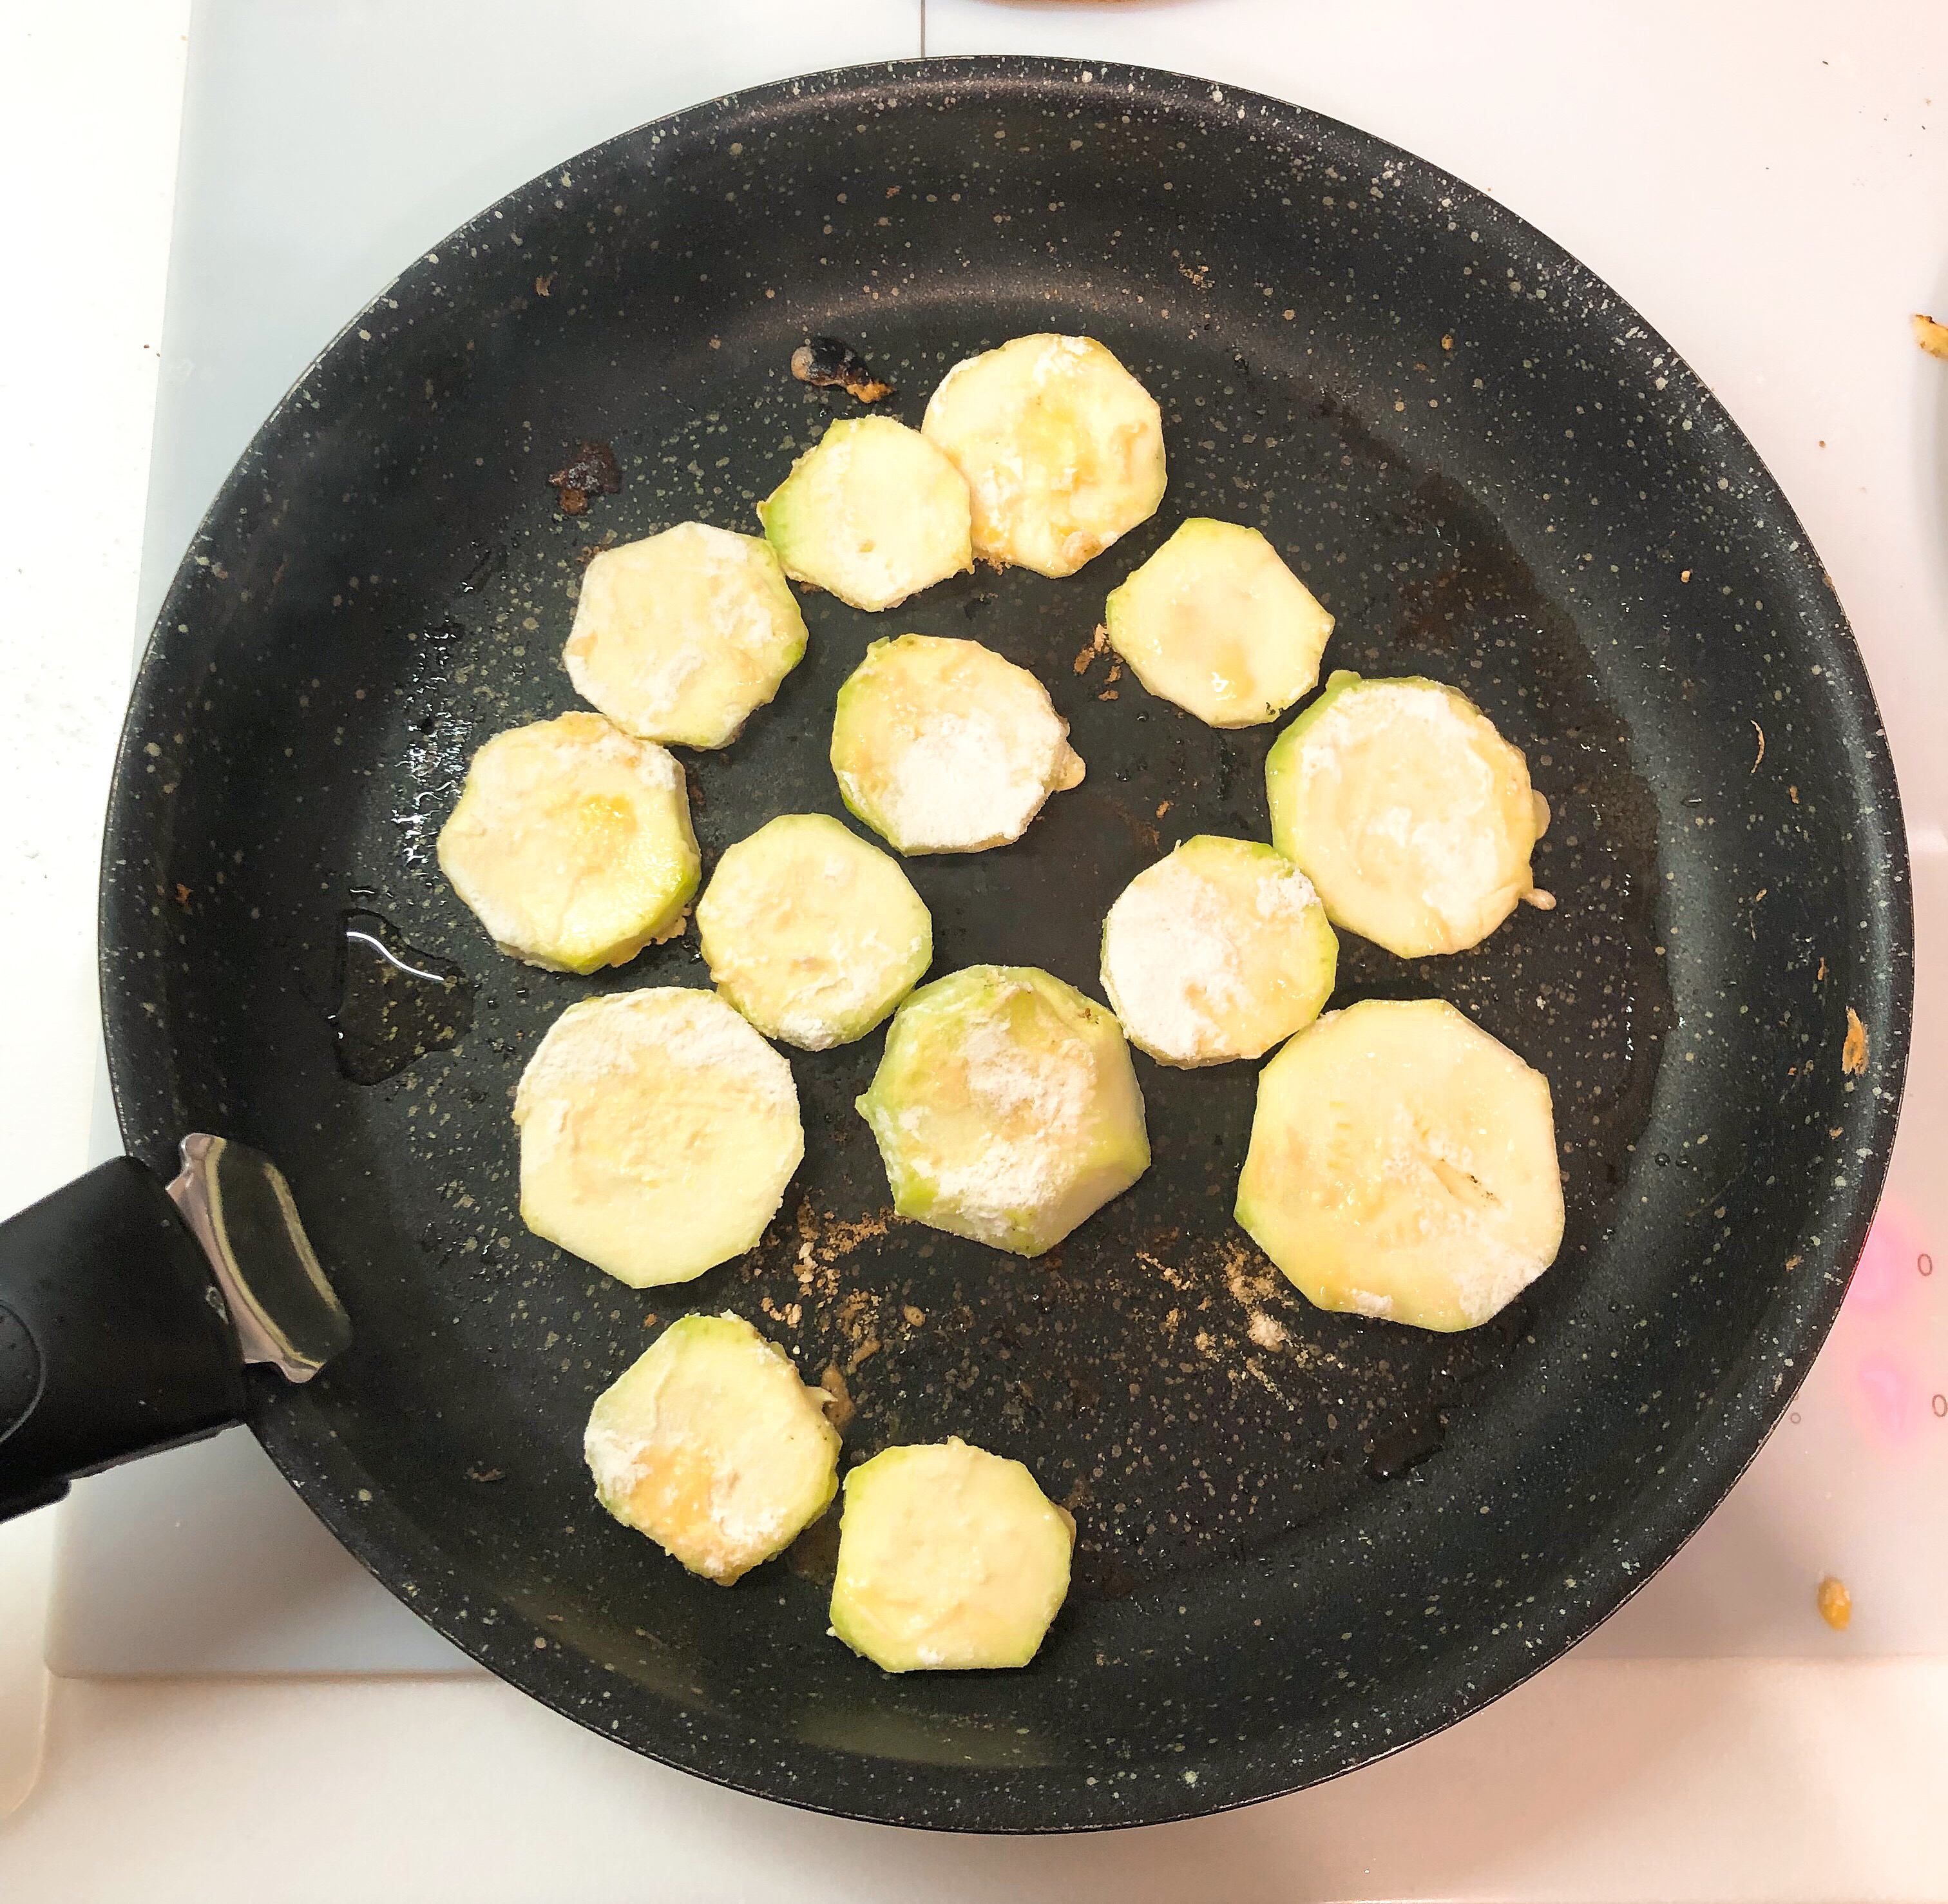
[98,52,1915,1832]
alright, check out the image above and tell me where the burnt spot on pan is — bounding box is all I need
[790,335,895,403]
[547,438,621,515]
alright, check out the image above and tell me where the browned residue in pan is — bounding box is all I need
[817,1363,855,1432]
[1842,1008,1869,1076]
[547,439,621,515]
[790,336,895,403]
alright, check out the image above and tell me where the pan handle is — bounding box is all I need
[0,1140,349,1523]
[0,1159,249,1521]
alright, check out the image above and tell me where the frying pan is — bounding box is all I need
[0,57,1910,1831]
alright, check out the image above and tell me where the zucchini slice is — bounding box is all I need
[829,633,1084,855]
[697,813,931,1050]
[758,415,973,611]
[1104,517,1332,727]
[1266,671,1548,957]
[516,988,802,1287]
[1235,997,1565,1331]
[565,521,807,749]
[1100,835,1337,1067]
[922,333,1165,577]
[830,1438,1073,1671]
[586,1313,840,1584]
[437,711,698,973]
[857,965,1149,1258]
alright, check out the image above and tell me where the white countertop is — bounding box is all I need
[2,2,1946,1897]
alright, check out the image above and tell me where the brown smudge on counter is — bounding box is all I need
[548,439,621,515]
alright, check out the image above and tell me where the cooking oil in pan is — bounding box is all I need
[330,909,473,1084]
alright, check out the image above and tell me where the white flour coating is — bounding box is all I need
[873,682,1078,853]
[586,1317,832,1571]
[568,523,794,735]
[924,336,1161,573]
[584,625,707,727]
[442,713,691,966]
[1103,852,1320,1063]
[517,988,794,1121]
[1254,863,1318,921]
[1300,682,1516,928]
[922,992,1093,1240]
[700,828,925,1048]
[1102,857,1247,1060]
[584,1416,654,1501]
[760,845,903,1044]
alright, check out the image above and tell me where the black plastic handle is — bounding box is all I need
[0,1159,249,1521]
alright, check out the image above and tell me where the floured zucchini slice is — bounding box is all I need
[586,1313,840,1584]
[830,634,1084,855]
[830,1438,1074,1671]
[1235,997,1565,1332]
[564,521,807,749]
[515,988,802,1287]
[1266,671,1549,958]
[437,711,699,974]
[696,813,932,1050]
[1100,836,1337,1068]
[758,415,973,611]
[1103,517,1333,727]
[857,965,1149,1258]
[921,333,1166,577]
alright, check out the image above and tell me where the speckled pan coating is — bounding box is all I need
[98,59,1910,1832]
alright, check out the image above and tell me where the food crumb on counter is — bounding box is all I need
[1912,313,1948,360]
[1817,1574,1852,1630]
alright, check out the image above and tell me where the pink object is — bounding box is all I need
[1846,1204,1916,1317]
[1855,1352,1918,1443]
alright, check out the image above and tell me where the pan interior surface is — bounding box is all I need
[101,61,1907,1829]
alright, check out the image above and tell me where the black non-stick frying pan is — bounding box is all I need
[0,57,1911,1831]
